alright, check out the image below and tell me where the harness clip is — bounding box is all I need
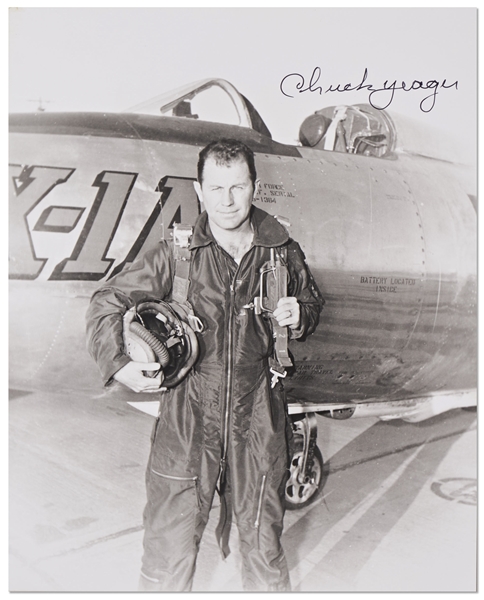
[270,366,287,388]
[173,223,193,249]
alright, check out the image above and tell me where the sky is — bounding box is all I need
[9,7,477,160]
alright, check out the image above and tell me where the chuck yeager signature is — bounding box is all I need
[280,67,458,113]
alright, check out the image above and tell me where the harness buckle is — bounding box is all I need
[173,223,193,249]
[270,366,287,388]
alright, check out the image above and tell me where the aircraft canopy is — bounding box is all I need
[125,78,272,139]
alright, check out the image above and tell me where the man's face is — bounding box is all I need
[194,157,256,233]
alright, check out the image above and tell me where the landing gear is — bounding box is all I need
[285,442,324,509]
[285,413,326,510]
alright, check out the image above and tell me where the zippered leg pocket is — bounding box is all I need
[142,468,205,590]
[150,468,202,511]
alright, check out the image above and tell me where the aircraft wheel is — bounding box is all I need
[285,442,325,510]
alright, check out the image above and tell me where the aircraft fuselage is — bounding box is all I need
[9,111,477,412]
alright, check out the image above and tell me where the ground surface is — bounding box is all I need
[9,387,477,593]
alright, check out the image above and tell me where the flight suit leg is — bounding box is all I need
[138,412,219,592]
[138,454,211,591]
[235,464,291,592]
[229,375,292,591]
[230,432,292,589]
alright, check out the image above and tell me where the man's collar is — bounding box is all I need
[190,205,290,250]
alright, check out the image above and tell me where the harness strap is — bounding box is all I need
[171,224,203,333]
[254,246,293,374]
[271,246,292,370]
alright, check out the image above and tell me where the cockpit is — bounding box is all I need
[125,79,397,159]
[298,104,396,158]
[125,78,463,164]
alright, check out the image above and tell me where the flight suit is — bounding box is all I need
[86,206,323,591]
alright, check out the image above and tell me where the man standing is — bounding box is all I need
[86,139,323,591]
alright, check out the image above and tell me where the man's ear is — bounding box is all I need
[253,178,261,197]
[193,180,203,203]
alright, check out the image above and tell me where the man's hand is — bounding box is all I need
[273,297,301,329]
[113,361,166,393]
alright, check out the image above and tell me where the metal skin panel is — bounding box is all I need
[253,150,476,403]
[8,114,476,416]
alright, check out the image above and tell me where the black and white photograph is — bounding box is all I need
[9,7,477,593]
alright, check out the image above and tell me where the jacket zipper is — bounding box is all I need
[220,275,237,481]
[219,245,255,485]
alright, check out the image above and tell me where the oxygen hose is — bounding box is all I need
[128,321,171,367]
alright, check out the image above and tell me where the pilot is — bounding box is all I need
[86,138,323,592]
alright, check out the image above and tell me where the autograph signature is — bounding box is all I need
[280,67,458,113]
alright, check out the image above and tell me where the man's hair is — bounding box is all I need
[197,138,257,186]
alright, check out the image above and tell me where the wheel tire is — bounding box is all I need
[285,442,325,510]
